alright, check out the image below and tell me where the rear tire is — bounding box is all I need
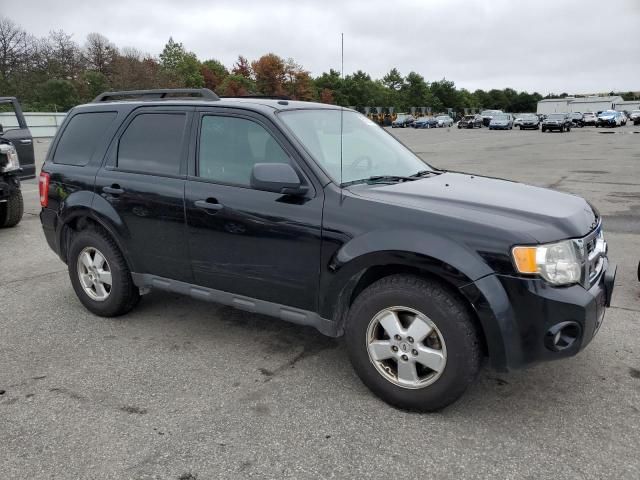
[0,190,24,228]
[68,228,140,317]
[345,275,482,412]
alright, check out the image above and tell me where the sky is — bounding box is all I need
[3,0,639,95]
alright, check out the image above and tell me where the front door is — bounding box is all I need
[185,110,323,311]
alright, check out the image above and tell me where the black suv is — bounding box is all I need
[541,113,573,132]
[40,89,616,411]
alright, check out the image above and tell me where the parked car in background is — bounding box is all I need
[619,112,627,126]
[391,114,415,128]
[413,117,438,129]
[568,112,585,128]
[489,114,513,130]
[582,112,598,126]
[480,109,503,127]
[518,113,540,130]
[458,115,483,129]
[541,113,572,132]
[435,115,454,128]
[629,110,640,122]
[596,110,622,128]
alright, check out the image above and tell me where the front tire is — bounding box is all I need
[345,275,482,412]
[68,228,140,317]
[0,189,24,228]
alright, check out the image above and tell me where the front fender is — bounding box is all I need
[320,229,494,319]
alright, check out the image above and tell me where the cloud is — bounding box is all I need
[5,0,639,93]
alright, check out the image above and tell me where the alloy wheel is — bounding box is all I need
[366,306,447,389]
[77,246,112,301]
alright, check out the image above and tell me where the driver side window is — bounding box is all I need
[198,115,290,186]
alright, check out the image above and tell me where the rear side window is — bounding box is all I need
[53,112,117,166]
[117,113,186,176]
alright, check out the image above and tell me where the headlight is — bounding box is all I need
[0,143,20,173]
[512,240,582,285]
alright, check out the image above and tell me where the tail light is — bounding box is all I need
[39,171,50,207]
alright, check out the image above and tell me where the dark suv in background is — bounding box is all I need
[40,89,616,411]
[0,97,35,227]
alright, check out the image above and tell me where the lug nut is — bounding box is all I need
[407,336,414,343]
[412,349,418,356]
[394,334,402,341]
[401,355,408,361]
[392,346,398,352]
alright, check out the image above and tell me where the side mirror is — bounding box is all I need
[250,163,308,196]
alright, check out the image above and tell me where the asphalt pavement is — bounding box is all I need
[1,124,639,479]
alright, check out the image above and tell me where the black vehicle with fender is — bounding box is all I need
[39,89,616,412]
[0,97,35,227]
[541,113,572,132]
[458,115,483,129]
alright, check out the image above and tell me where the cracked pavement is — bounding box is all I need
[1,128,639,479]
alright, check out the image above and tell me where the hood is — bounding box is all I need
[348,172,597,243]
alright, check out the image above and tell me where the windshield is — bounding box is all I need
[548,114,565,120]
[481,110,502,116]
[436,115,450,120]
[279,109,432,185]
[493,114,509,120]
[522,114,537,118]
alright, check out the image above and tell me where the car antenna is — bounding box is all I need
[340,33,344,195]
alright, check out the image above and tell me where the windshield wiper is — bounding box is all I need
[409,170,443,178]
[341,175,418,187]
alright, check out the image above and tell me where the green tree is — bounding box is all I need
[159,37,204,88]
[37,78,78,110]
[401,72,430,110]
[382,68,404,91]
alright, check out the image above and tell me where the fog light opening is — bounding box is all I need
[545,322,581,352]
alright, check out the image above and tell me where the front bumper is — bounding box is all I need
[461,260,616,371]
[0,175,20,200]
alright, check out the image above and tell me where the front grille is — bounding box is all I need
[580,224,606,288]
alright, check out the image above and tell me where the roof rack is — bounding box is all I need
[92,88,219,103]
[219,95,290,100]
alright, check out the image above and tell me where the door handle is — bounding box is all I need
[195,199,223,211]
[103,185,124,195]
[19,139,33,145]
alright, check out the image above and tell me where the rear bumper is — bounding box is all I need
[460,260,616,371]
[40,207,61,257]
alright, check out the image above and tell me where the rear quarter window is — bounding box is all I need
[53,112,117,166]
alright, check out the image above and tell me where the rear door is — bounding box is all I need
[95,107,193,282]
[0,97,35,179]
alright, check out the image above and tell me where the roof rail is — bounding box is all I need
[219,95,290,100]
[92,88,219,103]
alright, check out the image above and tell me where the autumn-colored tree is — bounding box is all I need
[219,74,255,96]
[200,59,228,92]
[319,88,334,104]
[283,58,315,100]
[232,55,252,78]
[251,53,286,96]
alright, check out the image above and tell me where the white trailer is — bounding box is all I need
[536,98,574,115]
[615,100,640,112]
[568,96,623,113]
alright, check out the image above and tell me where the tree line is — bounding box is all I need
[1,16,635,114]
